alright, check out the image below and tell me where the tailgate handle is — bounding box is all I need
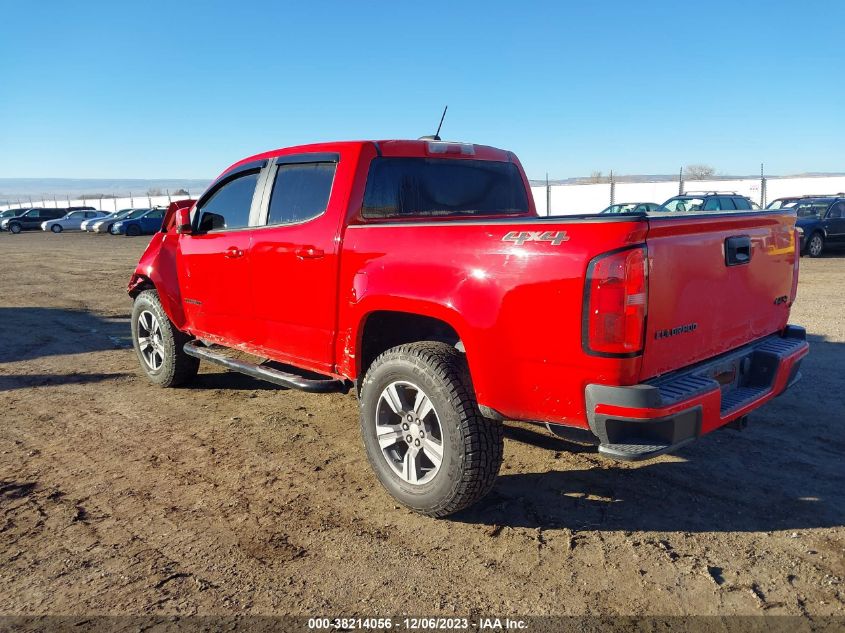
[725,236,752,266]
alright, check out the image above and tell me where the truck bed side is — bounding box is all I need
[337,215,649,427]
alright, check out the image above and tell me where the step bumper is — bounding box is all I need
[585,325,809,461]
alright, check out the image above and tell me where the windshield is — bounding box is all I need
[662,197,705,212]
[602,203,640,214]
[122,208,151,220]
[361,158,529,219]
[794,201,831,218]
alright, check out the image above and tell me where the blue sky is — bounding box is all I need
[1,0,843,179]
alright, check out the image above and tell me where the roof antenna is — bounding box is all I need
[419,105,448,141]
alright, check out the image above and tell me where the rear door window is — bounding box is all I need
[266,162,336,225]
[196,171,260,232]
[362,158,529,219]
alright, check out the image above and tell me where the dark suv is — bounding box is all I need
[661,192,755,213]
[1,206,95,233]
[793,197,845,257]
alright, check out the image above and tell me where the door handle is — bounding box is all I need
[295,246,324,259]
[224,246,245,259]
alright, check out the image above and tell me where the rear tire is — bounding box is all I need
[359,341,504,517]
[51,224,63,233]
[126,224,141,237]
[131,290,199,387]
[807,232,824,258]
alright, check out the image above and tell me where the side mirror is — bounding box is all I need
[175,207,193,235]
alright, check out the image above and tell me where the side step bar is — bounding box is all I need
[183,341,349,394]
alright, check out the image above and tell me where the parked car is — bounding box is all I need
[601,202,664,214]
[110,208,164,236]
[768,193,845,210]
[86,209,135,233]
[0,208,36,230]
[793,197,845,257]
[2,207,90,233]
[662,192,755,213]
[0,207,30,223]
[126,139,807,517]
[42,209,109,233]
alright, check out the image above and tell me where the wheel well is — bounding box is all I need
[359,311,461,379]
[128,275,155,299]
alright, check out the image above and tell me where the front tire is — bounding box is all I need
[131,290,199,387]
[807,232,824,258]
[51,224,63,233]
[126,224,141,237]
[9,223,21,234]
[359,342,504,517]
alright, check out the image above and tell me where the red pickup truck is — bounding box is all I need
[128,139,808,517]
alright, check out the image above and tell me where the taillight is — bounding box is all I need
[789,228,800,305]
[583,246,648,356]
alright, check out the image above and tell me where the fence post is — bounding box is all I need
[678,167,684,195]
[130,192,134,207]
[610,170,615,206]
[760,163,766,208]
[545,173,550,216]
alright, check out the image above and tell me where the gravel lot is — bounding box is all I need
[0,232,843,617]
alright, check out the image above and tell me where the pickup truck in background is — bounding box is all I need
[128,139,808,517]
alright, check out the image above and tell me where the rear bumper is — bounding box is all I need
[585,325,809,461]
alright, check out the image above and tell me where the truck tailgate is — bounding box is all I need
[640,212,797,380]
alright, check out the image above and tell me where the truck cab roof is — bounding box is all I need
[222,140,514,180]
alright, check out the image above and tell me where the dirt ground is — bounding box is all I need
[0,231,843,618]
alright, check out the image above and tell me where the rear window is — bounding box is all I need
[361,158,529,219]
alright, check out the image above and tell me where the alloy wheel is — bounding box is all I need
[375,380,444,485]
[136,310,165,371]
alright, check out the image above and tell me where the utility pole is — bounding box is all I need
[760,163,766,208]
[678,167,684,195]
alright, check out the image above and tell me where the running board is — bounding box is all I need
[183,341,349,393]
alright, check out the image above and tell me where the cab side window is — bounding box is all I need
[266,162,336,225]
[196,171,260,232]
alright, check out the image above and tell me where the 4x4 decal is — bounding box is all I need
[502,230,569,246]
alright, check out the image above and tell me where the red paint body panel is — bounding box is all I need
[641,213,797,379]
[129,140,803,436]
